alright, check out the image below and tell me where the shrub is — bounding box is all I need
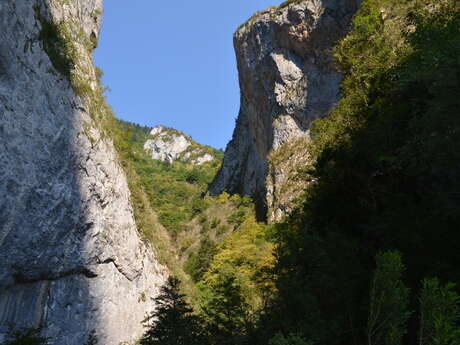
[419,278,460,345]
[180,237,194,252]
[184,238,217,282]
[228,209,246,228]
[189,197,208,216]
[216,192,230,204]
[216,224,229,236]
[210,218,220,229]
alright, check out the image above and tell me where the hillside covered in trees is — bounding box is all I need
[100,1,460,344]
[133,1,460,344]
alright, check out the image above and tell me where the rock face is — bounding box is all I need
[209,0,361,219]
[0,1,165,344]
[144,125,216,165]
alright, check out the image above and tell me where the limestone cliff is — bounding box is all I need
[144,125,218,165]
[0,1,165,344]
[209,0,361,220]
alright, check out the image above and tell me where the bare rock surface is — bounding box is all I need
[210,0,361,219]
[0,1,166,344]
[144,125,216,165]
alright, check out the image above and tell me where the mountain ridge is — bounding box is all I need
[144,125,221,165]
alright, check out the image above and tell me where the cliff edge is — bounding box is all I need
[0,1,165,344]
[210,0,361,220]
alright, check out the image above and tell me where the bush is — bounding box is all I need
[180,237,194,252]
[210,218,220,229]
[216,192,230,204]
[189,197,208,216]
[200,221,210,234]
[216,224,229,236]
[198,214,208,224]
[228,209,246,228]
[184,237,217,282]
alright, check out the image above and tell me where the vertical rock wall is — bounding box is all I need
[210,0,361,220]
[0,1,166,344]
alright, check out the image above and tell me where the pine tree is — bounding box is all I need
[367,251,411,345]
[140,277,208,345]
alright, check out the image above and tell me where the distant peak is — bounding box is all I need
[144,125,218,165]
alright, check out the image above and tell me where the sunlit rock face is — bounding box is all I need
[210,0,361,220]
[0,1,165,344]
[144,125,215,165]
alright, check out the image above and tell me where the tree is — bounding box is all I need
[199,272,250,344]
[367,251,410,345]
[140,277,207,345]
[419,278,460,345]
[197,218,275,343]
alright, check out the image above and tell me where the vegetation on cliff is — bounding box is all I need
[261,0,460,344]
[111,120,274,311]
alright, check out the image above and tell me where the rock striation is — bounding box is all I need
[0,1,165,344]
[209,0,361,220]
[144,125,216,165]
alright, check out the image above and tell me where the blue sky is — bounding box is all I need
[94,1,283,150]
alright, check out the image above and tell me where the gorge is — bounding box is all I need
[1,0,459,344]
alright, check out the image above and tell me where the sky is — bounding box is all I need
[94,1,283,150]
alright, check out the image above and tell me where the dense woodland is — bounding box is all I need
[3,0,459,344]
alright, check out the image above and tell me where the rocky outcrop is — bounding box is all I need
[210,0,361,220]
[144,125,216,165]
[0,1,165,344]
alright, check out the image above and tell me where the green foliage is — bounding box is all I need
[269,333,313,345]
[216,224,229,236]
[37,15,73,79]
[185,237,217,283]
[228,209,246,228]
[367,251,410,345]
[419,278,460,345]
[140,277,208,345]
[199,273,250,343]
[216,192,230,204]
[261,2,460,344]
[180,237,194,252]
[197,218,275,343]
[1,328,48,345]
[116,120,221,236]
[190,197,209,217]
[210,218,220,229]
